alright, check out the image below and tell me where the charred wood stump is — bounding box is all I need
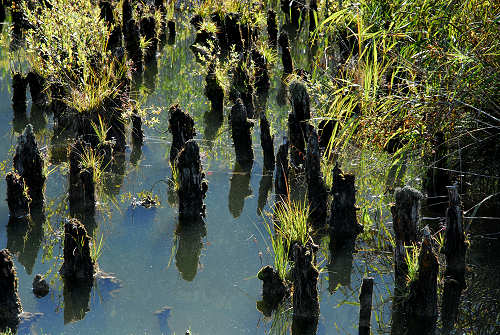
[12,72,27,117]
[267,9,278,49]
[123,19,143,73]
[289,0,306,27]
[291,243,319,322]
[190,14,203,31]
[224,13,243,52]
[359,277,374,335]
[175,141,208,220]
[288,112,305,168]
[230,61,255,119]
[252,49,270,97]
[260,112,275,173]
[274,139,289,203]
[309,0,318,35]
[168,104,195,165]
[205,62,224,116]
[122,0,133,27]
[0,249,23,331]
[289,80,311,126]
[211,13,227,53]
[405,227,438,335]
[391,186,423,285]
[329,164,363,245]
[318,119,336,151]
[191,27,217,61]
[441,185,467,331]
[278,32,294,75]
[140,16,158,64]
[14,124,45,204]
[257,265,289,316]
[230,99,254,170]
[99,0,114,26]
[167,20,176,45]
[305,129,327,230]
[26,72,48,109]
[60,218,95,281]
[131,109,144,147]
[6,172,31,219]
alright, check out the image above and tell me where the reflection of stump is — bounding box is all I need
[12,73,27,116]
[175,219,206,282]
[257,174,273,215]
[131,109,144,146]
[6,172,31,219]
[279,32,294,75]
[406,227,438,335]
[329,164,363,245]
[176,141,208,220]
[26,71,48,109]
[274,139,289,203]
[60,219,95,281]
[291,243,319,319]
[441,185,467,331]
[305,129,327,230]
[14,125,46,204]
[228,165,252,218]
[267,9,278,49]
[168,104,196,165]
[327,236,355,293]
[257,265,289,316]
[63,280,92,324]
[260,113,275,173]
[359,277,374,335]
[230,99,254,169]
[0,249,23,331]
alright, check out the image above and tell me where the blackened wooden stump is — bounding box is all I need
[26,72,48,109]
[0,249,23,331]
[123,18,143,74]
[224,13,243,52]
[140,16,158,64]
[329,164,363,245]
[167,20,176,45]
[267,9,278,49]
[12,73,27,117]
[60,218,95,282]
[168,104,196,165]
[305,128,327,230]
[175,141,208,221]
[230,99,254,170]
[6,172,31,219]
[205,62,224,116]
[257,265,289,316]
[274,139,289,203]
[288,112,305,168]
[278,32,294,75]
[260,112,275,173]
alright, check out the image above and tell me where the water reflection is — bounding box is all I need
[144,59,159,93]
[203,109,223,144]
[175,219,206,282]
[62,279,92,324]
[327,239,355,293]
[228,164,252,218]
[257,174,272,216]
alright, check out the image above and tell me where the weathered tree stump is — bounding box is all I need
[288,112,305,168]
[252,49,270,97]
[291,243,319,320]
[210,13,227,53]
[123,15,143,73]
[6,172,31,219]
[167,20,176,45]
[13,124,46,204]
[260,112,275,173]
[267,9,278,49]
[224,13,243,52]
[131,109,144,147]
[175,141,208,220]
[391,186,423,285]
[441,184,467,331]
[278,32,294,75]
[289,80,311,126]
[274,138,289,203]
[168,104,196,165]
[12,72,27,116]
[26,71,48,109]
[257,265,289,315]
[205,62,224,116]
[309,0,318,34]
[0,249,23,331]
[359,277,374,335]
[231,61,255,119]
[288,80,311,168]
[140,16,158,64]
[99,0,114,26]
[230,99,254,170]
[329,164,363,245]
[32,274,49,298]
[60,218,95,281]
[175,219,206,282]
[305,128,327,230]
[122,0,133,27]
[318,119,336,151]
[405,227,438,335]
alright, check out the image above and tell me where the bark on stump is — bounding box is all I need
[274,139,289,203]
[168,104,196,165]
[140,16,158,64]
[6,172,31,219]
[231,62,255,119]
[0,249,23,331]
[278,32,294,75]
[288,112,305,168]
[260,112,275,173]
[12,72,27,116]
[131,109,144,146]
[60,218,95,281]
[123,17,143,73]
[230,99,254,170]
[14,124,45,204]
[267,9,278,50]
[175,141,208,221]
[252,49,270,96]
[329,164,363,245]
[441,185,467,331]
[205,62,224,116]
[26,71,48,109]
[291,243,319,324]
[305,128,327,230]
[359,277,374,335]
[224,13,243,52]
[257,265,289,316]
[167,20,176,45]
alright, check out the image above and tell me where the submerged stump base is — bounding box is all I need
[0,249,23,331]
[6,172,31,219]
[60,219,95,282]
[257,265,289,315]
[168,104,196,165]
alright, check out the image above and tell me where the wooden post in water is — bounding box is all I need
[230,99,254,170]
[305,128,327,230]
[274,138,289,203]
[205,62,224,116]
[0,249,23,332]
[168,104,196,165]
[267,9,278,50]
[60,218,95,281]
[6,172,31,219]
[441,184,467,331]
[260,112,275,173]
[359,277,374,335]
[278,32,294,75]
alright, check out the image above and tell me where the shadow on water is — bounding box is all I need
[228,164,253,219]
[175,218,206,282]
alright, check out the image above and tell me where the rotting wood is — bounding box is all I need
[168,104,196,165]
[0,249,23,331]
[6,172,31,219]
[230,99,254,170]
[305,128,327,230]
[274,138,289,203]
[260,112,275,173]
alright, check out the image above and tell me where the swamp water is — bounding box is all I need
[0,16,498,335]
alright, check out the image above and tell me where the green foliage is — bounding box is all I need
[404,244,420,284]
[273,200,310,248]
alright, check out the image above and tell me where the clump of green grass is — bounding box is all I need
[404,244,420,284]
[78,146,105,183]
[273,200,310,248]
